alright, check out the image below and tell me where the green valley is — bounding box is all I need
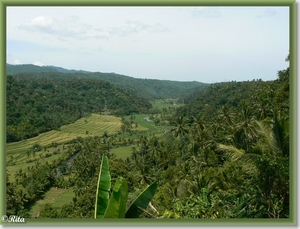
[5,54,292,220]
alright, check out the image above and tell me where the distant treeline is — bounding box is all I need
[7,64,207,100]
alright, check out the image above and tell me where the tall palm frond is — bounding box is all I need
[255,113,289,157]
[254,121,279,155]
[217,143,258,174]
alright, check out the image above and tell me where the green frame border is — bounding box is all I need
[0,0,296,226]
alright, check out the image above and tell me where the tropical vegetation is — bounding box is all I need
[5,54,291,219]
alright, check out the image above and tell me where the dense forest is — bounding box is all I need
[6,63,90,75]
[6,54,290,220]
[7,75,151,142]
[7,64,207,100]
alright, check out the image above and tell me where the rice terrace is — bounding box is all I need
[4,5,294,225]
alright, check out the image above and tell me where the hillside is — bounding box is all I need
[6,75,151,142]
[6,54,291,220]
[7,64,207,100]
[176,78,288,124]
[6,63,90,75]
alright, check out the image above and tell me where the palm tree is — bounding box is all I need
[252,115,289,218]
[148,136,162,168]
[234,105,257,151]
[254,98,273,120]
[192,115,205,136]
[189,167,218,195]
[218,104,235,126]
[171,116,189,138]
[246,110,289,158]
[170,116,190,158]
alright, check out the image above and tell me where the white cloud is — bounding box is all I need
[13,59,22,65]
[18,15,94,40]
[256,8,278,18]
[16,15,169,43]
[190,7,221,18]
[23,16,53,28]
[33,61,44,66]
[108,20,169,37]
[146,23,169,33]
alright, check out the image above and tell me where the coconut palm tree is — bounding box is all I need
[171,116,189,138]
[192,114,205,136]
[234,105,257,151]
[148,136,163,169]
[218,104,235,126]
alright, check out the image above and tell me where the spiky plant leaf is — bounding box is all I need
[125,181,158,218]
[104,177,128,218]
[94,155,111,219]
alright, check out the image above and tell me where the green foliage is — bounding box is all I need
[94,156,111,218]
[6,161,59,217]
[7,63,207,100]
[39,203,59,218]
[6,74,152,142]
[6,54,290,219]
[94,155,158,218]
[104,177,128,218]
[125,181,158,218]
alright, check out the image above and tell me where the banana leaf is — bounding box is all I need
[104,177,128,218]
[125,181,158,218]
[94,155,111,219]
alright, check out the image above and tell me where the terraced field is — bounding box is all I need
[60,113,121,136]
[7,114,122,156]
[6,114,122,180]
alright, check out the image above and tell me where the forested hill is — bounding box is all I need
[6,64,207,100]
[6,75,151,142]
[6,63,90,75]
[176,77,289,126]
[88,72,207,100]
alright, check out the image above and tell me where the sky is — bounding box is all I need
[6,6,289,83]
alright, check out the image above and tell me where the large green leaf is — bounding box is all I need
[104,177,128,218]
[125,181,158,218]
[94,155,111,219]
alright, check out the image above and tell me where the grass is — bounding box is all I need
[29,187,75,218]
[110,145,135,160]
[124,114,158,132]
[150,99,184,111]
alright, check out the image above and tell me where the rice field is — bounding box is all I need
[60,113,121,136]
[6,114,122,180]
[7,114,122,156]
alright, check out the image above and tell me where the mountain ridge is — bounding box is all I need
[6,63,208,100]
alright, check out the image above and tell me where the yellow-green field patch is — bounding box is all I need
[110,145,134,160]
[29,187,75,218]
[6,131,79,156]
[7,114,122,156]
[7,114,122,180]
[60,113,121,136]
